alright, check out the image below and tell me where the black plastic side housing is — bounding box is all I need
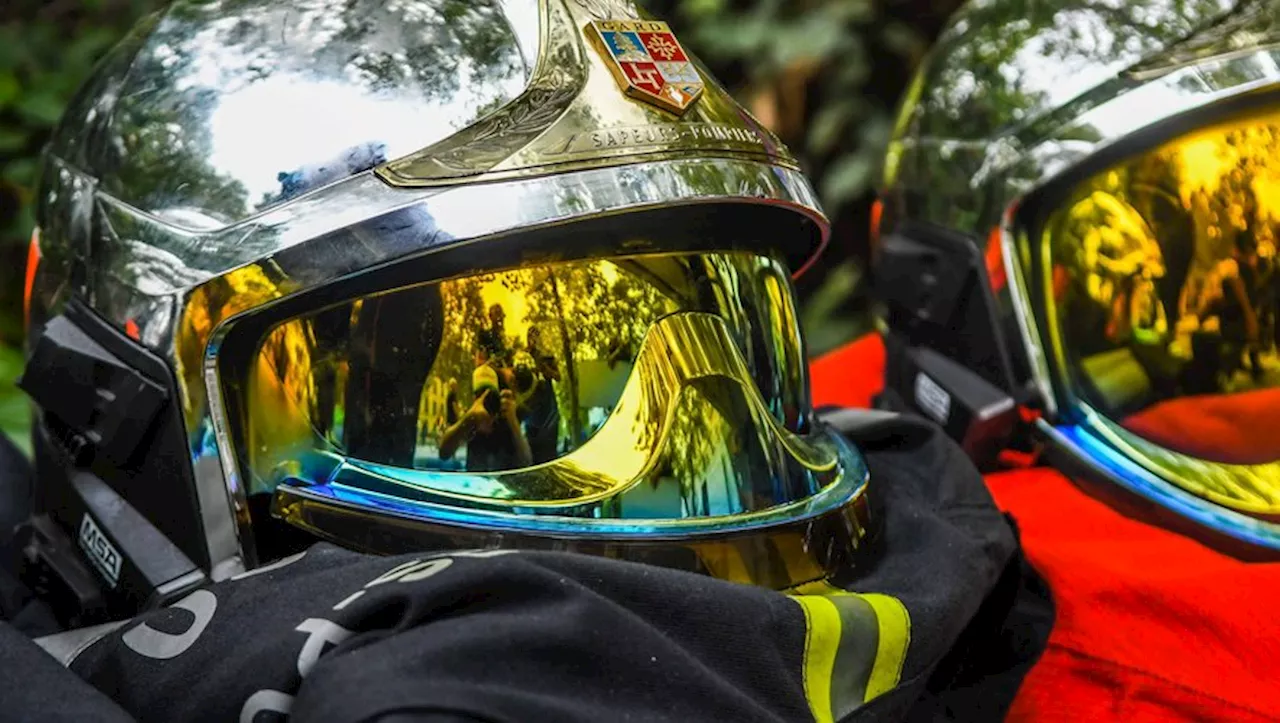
[880,337,1019,470]
[874,225,1018,393]
[14,421,207,626]
[17,299,211,570]
[13,300,211,622]
[872,225,1027,467]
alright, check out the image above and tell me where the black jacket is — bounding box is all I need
[0,412,1051,722]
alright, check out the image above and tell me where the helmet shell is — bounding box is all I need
[25,0,833,586]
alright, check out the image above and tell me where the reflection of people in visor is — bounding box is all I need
[513,346,561,464]
[439,364,532,471]
[1037,123,1280,456]
[1189,226,1268,388]
[477,303,511,368]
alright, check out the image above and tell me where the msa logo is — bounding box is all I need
[79,513,122,588]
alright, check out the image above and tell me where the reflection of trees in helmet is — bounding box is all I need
[895,0,1240,235]
[524,258,682,446]
[424,257,686,458]
[100,0,526,223]
[1174,119,1280,254]
[661,381,742,514]
[917,0,1238,140]
[105,8,251,225]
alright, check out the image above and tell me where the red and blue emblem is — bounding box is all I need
[586,19,704,115]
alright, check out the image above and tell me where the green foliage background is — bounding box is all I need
[0,0,961,450]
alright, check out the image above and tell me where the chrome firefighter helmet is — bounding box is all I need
[19,0,871,622]
[875,0,1280,554]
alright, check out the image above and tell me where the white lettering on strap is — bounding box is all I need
[365,558,454,587]
[396,558,454,583]
[239,552,511,715]
[295,618,356,677]
[121,589,217,660]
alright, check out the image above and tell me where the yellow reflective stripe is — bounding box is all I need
[860,593,910,702]
[789,584,913,721]
[793,595,842,723]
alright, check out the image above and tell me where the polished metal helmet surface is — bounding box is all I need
[880,0,1280,548]
[884,0,1255,237]
[29,0,843,581]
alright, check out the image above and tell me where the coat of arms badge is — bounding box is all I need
[586,19,705,115]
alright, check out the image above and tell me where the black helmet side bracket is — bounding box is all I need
[13,299,207,627]
[871,221,1034,469]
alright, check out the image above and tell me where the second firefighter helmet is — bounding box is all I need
[876,0,1280,554]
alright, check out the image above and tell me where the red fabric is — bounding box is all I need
[1123,387,1280,465]
[984,226,1007,293]
[808,334,885,410]
[810,335,1280,722]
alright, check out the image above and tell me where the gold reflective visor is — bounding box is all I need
[1039,105,1280,516]
[219,251,868,585]
[268,309,871,590]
